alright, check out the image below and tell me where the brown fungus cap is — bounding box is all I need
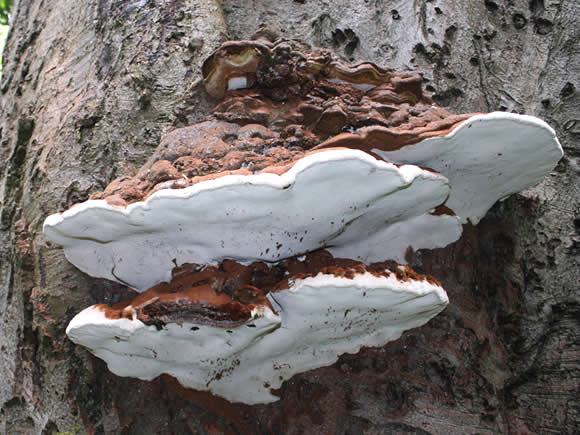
[203,39,400,98]
[322,60,394,86]
[313,112,474,155]
[202,40,273,98]
[89,39,483,207]
[88,121,320,206]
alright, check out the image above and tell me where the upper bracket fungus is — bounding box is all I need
[44,146,456,291]
[44,38,562,404]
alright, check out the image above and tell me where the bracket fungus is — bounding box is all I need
[44,38,563,404]
[66,252,448,404]
[317,112,562,224]
[44,146,457,291]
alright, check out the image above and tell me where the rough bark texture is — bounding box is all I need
[0,0,578,433]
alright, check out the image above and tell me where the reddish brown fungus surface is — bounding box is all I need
[431,205,457,216]
[96,250,440,328]
[87,39,477,207]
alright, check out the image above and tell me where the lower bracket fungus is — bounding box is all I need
[43,38,563,405]
[66,252,448,404]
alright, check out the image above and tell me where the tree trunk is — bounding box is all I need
[0,0,577,433]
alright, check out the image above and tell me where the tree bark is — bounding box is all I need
[0,0,578,433]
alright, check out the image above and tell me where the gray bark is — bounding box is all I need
[0,0,578,433]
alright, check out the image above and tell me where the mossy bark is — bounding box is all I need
[0,0,578,433]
